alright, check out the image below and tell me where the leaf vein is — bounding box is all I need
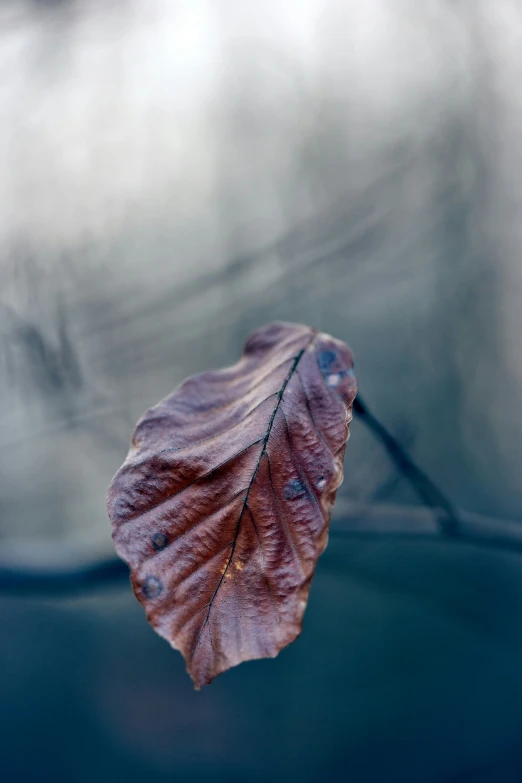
[132,391,279,468]
[191,334,316,657]
[119,439,264,526]
[278,407,326,523]
[245,504,280,623]
[265,452,307,577]
[295,369,335,456]
[139,489,248,568]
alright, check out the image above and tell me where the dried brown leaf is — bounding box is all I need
[107,322,357,687]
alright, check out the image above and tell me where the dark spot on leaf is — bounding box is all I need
[142,576,162,599]
[284,478,306,500]
[318,350,355,387]
[152,532,168,551]
[317,350,337,374]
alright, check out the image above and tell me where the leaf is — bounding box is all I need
[107,322,357,687]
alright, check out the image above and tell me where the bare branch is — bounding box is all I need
[1,394,520,596]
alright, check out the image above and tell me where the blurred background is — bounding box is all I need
[1,1,522,781]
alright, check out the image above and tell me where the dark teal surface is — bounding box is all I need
[2,537,522,782]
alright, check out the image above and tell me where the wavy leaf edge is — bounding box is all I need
[107,321,357,687]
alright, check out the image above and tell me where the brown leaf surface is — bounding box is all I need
[107,322,357,687]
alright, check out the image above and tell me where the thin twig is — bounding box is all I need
[352,395,461,536]
[329,501,522,554]
[0,554,128,595]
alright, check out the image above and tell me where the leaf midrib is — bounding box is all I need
[192,332,316,657]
